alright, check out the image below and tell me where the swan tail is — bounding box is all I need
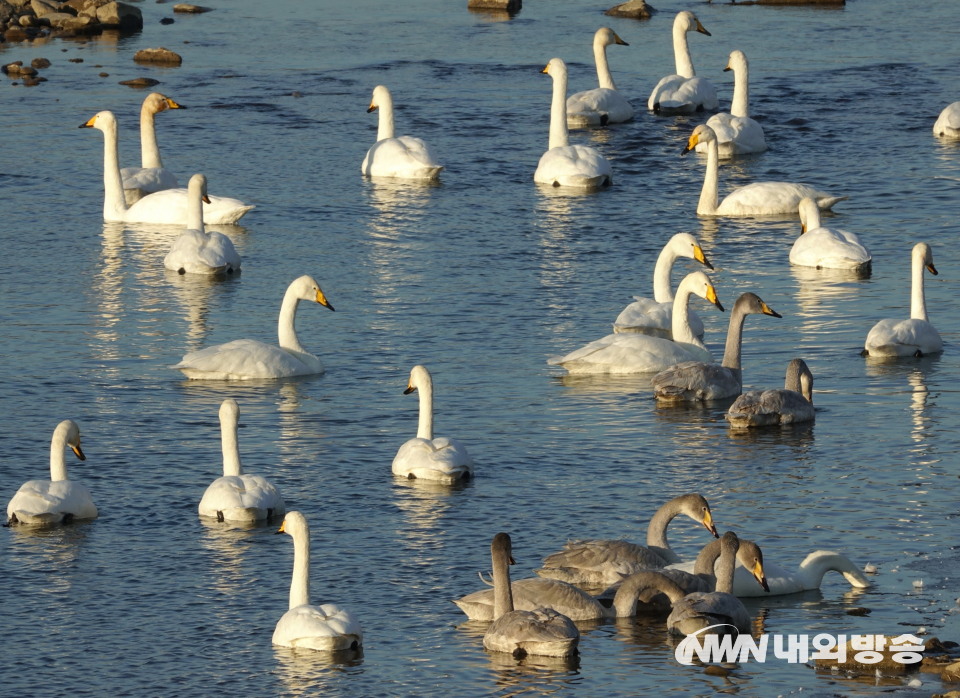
[207,205,255,225]
[567,111,604,128]
[9,510,64,525]
[220,506,267,522]
[816,196,849,211]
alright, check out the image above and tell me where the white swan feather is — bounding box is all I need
[933,102,960,139]
[567,27,634,127]
[362,86,442,180]
[648,12,718,115]
[164,174,241,275]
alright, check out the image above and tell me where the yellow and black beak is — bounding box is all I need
[681,132,699,156]
[542,64,551,74]
[695,19,711,36]
[508,555,516,565]
[275,521,286,534]
[202,194,211,204]
[753,559,769,592]
[316,289,335,311]
[404,383,416,395]
[801,223,807,234]
[760,301,782,318]
[706,286,724,312]
[702,509,718,537]
[723,63,731,73]
[926,263,938,275]
[615,35,628,46]
[367,102,377,113]
[71,443,86,461]
[166,98,185,110]
[79,115,97,129]
[694,245,713,271]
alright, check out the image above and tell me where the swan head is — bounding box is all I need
[733,292,781,319]
[678,493,718,537]
[736,539,770,592]
[276,510,309,538]
[492,532,516,565]
[144,92,186,114]
[542,57,567,79]
[595,27,628,48]
[79,110,117,132]
[675,10,710,37]
[404,364,433,395]
[670,233,713,270]
[188,174,212,204]
[724,50,747,74]
[913,242,937,275]
[367,85,392,113]
[57,419,86,461]
[681,125,716,155]
[681,271,724,312]
[798,197,820,234]
[219,398,240,425]
[290,275,335,311]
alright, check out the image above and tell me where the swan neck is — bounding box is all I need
[697,139,719,215]
[289,527,311,610]
[673,24,695,78]
[49,423,70,482]
[140,106,162,169]
[671,281,706,349]
[102,122,129,218]
[549,70,569,150]
[416,382,434,441]
[784,360,803,393]
[646,498,683,564]
[721,303,748,381]
[797,552,866,591]
[911,253,928,322]
[730,65,749,118]
[653,245,679,303]
[693,539,722,584]
[612,572,686,617]
[187,182,204,233]
[492,548,514,620]
[278,290,307,355]
[377,95,396,141]
[594,39,616,91]
[220,412,242,477]
[715,541,736,594]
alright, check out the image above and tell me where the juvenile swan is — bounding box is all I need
[273,512,363,651]
[198,399,285,522]
[362,85,443,180]
[6,420,97,526]
[164,174,242,276]
[613,233,713,338]
[790,198,871,271]
[684,124,846,217]
[567,27,634,127]
[648,12,718,115]
[726,358,815,428]
[392,365,473,482]
[80,111,253,225]
[483,533,580,658]
[933,102,960,139]
[174,275,335,379]
[695,51,766,157]
[120,92,185,203]
[863,242,942,357]
[653,293,782,402]
[535,58,613,188]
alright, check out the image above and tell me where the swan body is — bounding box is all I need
[273,512,362,651]
[362,85,442,180]
[567,28,634,127]
[392,365,473,482]
[726,358,815,428]
[6,420,97,526]
[648,12,718,115]
[613,233,712,338]
[536,58,613,188]
[653,293,782,403]
[790,198,871,271]
[164,174,241,275]
[198,399,285,522]
[684,124,846,217]
[549,272,723,374]
[695,51,766,157]
[863,242,942,357]
[934,102,960,139]
[174,275,335,380]
[119,93,185,203]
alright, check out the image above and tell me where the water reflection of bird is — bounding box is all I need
[198,516,259,596]
[274,645,364,696]
[484,644,581,693]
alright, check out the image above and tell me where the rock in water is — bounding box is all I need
[173,2,211,11]
[119,76,160,87]
[133,46,181,64]
[31,0,62,17]
[466,0,520,11]
[31,57,51,68]
[96,0,142,28]
[159,15,172,23]
[605,0,655,18]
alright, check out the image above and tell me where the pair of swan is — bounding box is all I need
[392,365,473,482]
[566,28,634,127]
[535,59,614,188]
[934,102,960,139]
[862,242,942,357]
[652,292,781,402]
[613,233,712,338]
[695,50,767,157]
[790,198,871,271]
[119,92,185,203]
[726,358,815,428]
[648,12,718,115]
[548,272,723,374]
[6,420,97,526]
[174,275,335,379]
[81,111,254,225]
[198,399,285,522]
[273,511,363,651]
[362,85,443,180]
[684,124,846,216]
[163,174,242,275]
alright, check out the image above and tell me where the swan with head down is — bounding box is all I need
[726,358,815,428]
[648,12,718,115]
[566,27,634,127]
[934,102,960,139]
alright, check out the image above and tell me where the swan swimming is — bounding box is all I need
[790,197,871,271]
[695,50,766,157]
[120,92,185,204]
[362,85,443,180]
[648,11,718,115]
[567,27,634,127]
[933,102,960,139]
[163,174,242,276]
[726,358,815,428]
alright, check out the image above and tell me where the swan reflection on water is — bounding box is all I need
[274,645,364,695]
[198,517,262,595]
[392,475,474,545]
[7,521,93,595]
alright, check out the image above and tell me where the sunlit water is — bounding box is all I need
[3,0,960,695]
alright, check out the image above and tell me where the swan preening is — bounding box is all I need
[535,58,614,188]
[392,365,473,482]
[791,197,871,271]
[613,233,712,338]
[164,174,242,276]
[198,399,285,522]
[120,92,185,204]
[273,512,363,651]
[362,85,443,180]
[683,124,847,217]
[653,292,781,402]
[566,28,634,128]
[6,420,98,526]
[174,275,335,379]
[934,102,960,139]
[695,50,767,157]
[726,358,815,428]
[482,533,580,658]
[548,272,723,374]
[80,111,254,225]
[863,242,942,357]
[648,12,718,115]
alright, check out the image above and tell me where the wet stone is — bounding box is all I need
[133,46,180,64]
[158,15,170,22]
[605,0,656,19]
[119,76,159,86]
[68,56,82,61]
[172,2,210,11]
[31,57,50,68]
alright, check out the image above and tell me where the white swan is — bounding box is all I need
[362,85,443,180]
[653,293,782,402]
[566,27,634,127]
[482,533,579,658]
[548,272,722,374]
[6,420,97,526]
[695,50,766,157]
[726,358,815,428]
[80,111,254,225]
[647,12,718,115]
[933,102,960,139]
[392,365,473,482]
[535,493,718,587]
[790,197,871,271]
[120,92,185,203]
[863,242,942,357]
[273,511,362,651]
[174,275,335,379]
[198,399,285,522]
[684,124,847,217]
[613,233,712,338]
[164,174,242,276]
[535,58,613,188]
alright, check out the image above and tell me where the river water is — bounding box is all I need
[2,0,960,695]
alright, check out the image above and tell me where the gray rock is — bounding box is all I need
[466,0,519,10]
[78,0,106,17]
[61,0,86,12]
[60,12,93,27]
[605,0,656,19]
[96,0,140,27]
[119,76,159,86]
[133,46,180,64]
[172,2,211,11]
[8,0,32,7]
[31,57,49,67]
[68,56,82,61]
[22,76,39,85]
[0,0,14,22]
[98,71,107,76]
[30,0,61,16]
[19,12,36,23]
[4,23,28,37]
[39,11,74,25]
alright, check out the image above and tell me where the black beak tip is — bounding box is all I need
[274,529,284,535]
[716,302,725,312]
[701,29,712,36]
[771,310,783,318]
[704,261,714,271]
[366,106,376,113]
[403,387,415,395]
[326,303,336,312]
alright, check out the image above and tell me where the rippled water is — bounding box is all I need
[3,0,960,695]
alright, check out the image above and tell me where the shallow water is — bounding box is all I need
[3,0,960,695]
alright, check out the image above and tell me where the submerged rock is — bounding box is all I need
[68,56,83,61]
[605,0,655,18]
[31,57,51,68]
[158,15,171,22]
[133,46,181,64]
[172,2,211,11]
[119,76,159,86]
[466,0,519,11]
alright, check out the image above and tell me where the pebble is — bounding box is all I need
[68,57,82,62]
[133,46,181,65]
[172,2,211,11]
[98,71,107,76]
[22,76,40,85]
[605,0,656,19]
[31,57,51,68]
[119,76,159,86]
[159,15,171,23]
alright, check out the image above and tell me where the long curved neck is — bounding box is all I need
[278,289,308,356]
[140,105,162,169]
[721,304,749,381]
[646,498,684,564]
[49,424,70,482]
[289,528,311,609]
[693,539,722,588]
[377,95,396,141]
[221,415,242,477]
[911,254,928,322]
[594,39,616,91]
[612,572,687,617]
[715,542,736,594]
[653,245,680,303]
[671,282,707,350]
[797,551,871,591]
[492,549,514,620]
[697,139,719,215]
[187,184,204,232]
[549,71,569,150]
[730,65,749,118]
[673,25,695,78]
[101,124,128,218]
[417,383,434,440]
